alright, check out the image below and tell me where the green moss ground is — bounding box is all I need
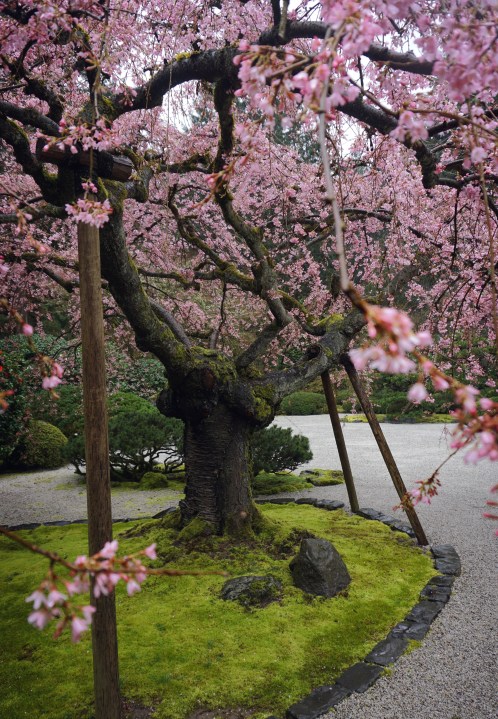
[341,413,454,423]
[0,507,435,719]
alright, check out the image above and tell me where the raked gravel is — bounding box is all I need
[0,415,496,719]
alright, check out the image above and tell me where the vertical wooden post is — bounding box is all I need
[321,371,359,512]
[340,354,428,546]
[78,221,122,719]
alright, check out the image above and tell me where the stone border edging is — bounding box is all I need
[257,497,461,719]
[4,501,461,719]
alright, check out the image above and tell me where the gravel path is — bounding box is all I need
[1,416,496,719]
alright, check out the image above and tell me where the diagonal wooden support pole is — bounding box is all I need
[321,371,359,513]
[78,220,122,719]
[340,353,428,546]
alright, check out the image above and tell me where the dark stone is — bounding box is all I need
[420,584,451,603]
[45,520,71,527]
[220,575,282,607]
[405,600,445,624]
[384,519,416,536]
[315,500,345,511]
[434,556,461,576]
[356,508,383,521]
[286,685,350,719]
[299,470,320,478]
[365,636,409,666]
[290,538,351,598]
[336,662,384,693]
[356,508,395,524]
[389,621,430,640]
[295,498,319,506]
[431,544,459,558]
[152,507,177,519]
[428,574,455,588]
[9,523,40,530]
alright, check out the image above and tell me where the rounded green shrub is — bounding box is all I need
[278,391,327,415]
[16,420,68,469]
[140,471,169,489]
[251,425,313,475]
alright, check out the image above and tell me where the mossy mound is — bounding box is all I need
[0,507,435,719]
[300,469,345,486]
[140,471,169,489]
[252,471,313,495]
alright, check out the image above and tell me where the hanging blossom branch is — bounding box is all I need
[231,26,498,517]
[0,526,227,643]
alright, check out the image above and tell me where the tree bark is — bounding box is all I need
[78,221,122,719]
[180,404,257,535]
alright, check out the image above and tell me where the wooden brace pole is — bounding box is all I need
[78,221,122,719]
[340,354,428,546]
[321,371,359,513]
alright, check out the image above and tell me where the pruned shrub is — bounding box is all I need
[65,391,184,481]
[278,391,327,416]
[14,420,68,469]
[251,425,312,475]
[140,471,169,489]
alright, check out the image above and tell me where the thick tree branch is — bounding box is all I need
[100,184,189,376]
[235,321,283,370]
[149,300,192,348]
[0,115,64,203]
[0,100,59,136]
[260,308,366,400]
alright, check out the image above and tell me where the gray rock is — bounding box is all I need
[428,574,455,587]
[152,507,177,519]
[220,575,282,607]
[420,584,451,603]
[336,662,384,693]
[286,685,350,719]
[431,544,459,558]
[434,556,461,576]
[390,620,431,640]
[290,538,351,597]
[365,636,409,666]
[356,508,396,524]
[315,499,345,511]
[405,600,445,624]
[295,498,319,506]
[299,470,321,478]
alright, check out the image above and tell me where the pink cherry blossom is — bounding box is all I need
[408,382,429,403]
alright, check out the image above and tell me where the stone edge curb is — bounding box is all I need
[3,503,461,719]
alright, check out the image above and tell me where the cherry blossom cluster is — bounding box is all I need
[0,0,105,56]
[26,540,158,643]
[65,196,112,228]
[234,39,359,128]
[349,304,432,374]
[40,118,122,155]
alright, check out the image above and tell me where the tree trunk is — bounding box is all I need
[180,404,257,536]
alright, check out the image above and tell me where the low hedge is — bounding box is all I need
[278,391,327,415]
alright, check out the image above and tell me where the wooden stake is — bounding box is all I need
[321,371,359,512]
[340,354,428,546]
[78,221,122,719]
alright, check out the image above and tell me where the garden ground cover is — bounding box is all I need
[0,505,434,719]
